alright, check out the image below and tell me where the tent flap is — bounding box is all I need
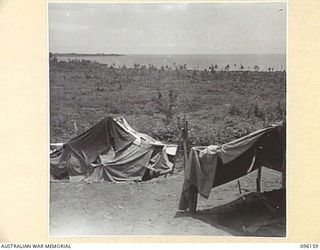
[50,116,176,182]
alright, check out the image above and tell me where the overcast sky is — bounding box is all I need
[49,3,286,54]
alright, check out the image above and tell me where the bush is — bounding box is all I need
[50,59,286,145]
[228,104,243,116]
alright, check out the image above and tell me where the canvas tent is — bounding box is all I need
[50,116,177,182]
[179,123,285,210]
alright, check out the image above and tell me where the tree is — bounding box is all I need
[134,63,140,69]
[209,64,215,73]
[49,52,58,64]
[254,65,260,72]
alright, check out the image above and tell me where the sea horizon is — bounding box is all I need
[53,52,286,55]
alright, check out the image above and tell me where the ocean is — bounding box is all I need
[57,54,286,71]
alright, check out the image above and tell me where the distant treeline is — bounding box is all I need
[53,52,125,57]
[49,53,284,73]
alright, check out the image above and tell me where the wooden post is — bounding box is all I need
[171,119,179,175]
[171,129,183,175]
[282,122,286,189]
[282,158,286,189]
[256,166,262,192]
[183,120,189,168]
[186,121,189,155]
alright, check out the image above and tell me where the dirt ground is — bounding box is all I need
[50,167,285,237]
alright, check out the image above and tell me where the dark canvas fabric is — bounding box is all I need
[50,117,176,182]
[179,124,285,210]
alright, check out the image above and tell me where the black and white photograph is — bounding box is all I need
[49,2,287,237]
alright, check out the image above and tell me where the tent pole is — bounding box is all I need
[237,180,242,194]
[282,123,286,189]
[282,153,286,189]
[256,166,262,192]
[186,121,189,156]
[183,121,188,169]
[171,128,183,175]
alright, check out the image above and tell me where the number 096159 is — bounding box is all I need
[300,244,319,248]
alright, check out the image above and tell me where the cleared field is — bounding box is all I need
[50,59,286,146]
[50,168,284,236]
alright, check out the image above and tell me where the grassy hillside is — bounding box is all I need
[49,58,286,146]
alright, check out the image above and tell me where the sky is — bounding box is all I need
[49,2,286,54]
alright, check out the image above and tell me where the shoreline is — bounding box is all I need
[54,53,125,57]
[52,55,286,73]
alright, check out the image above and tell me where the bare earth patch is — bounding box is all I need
[50,168,284,237]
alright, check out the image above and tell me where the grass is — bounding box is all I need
[49,58,286,146]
